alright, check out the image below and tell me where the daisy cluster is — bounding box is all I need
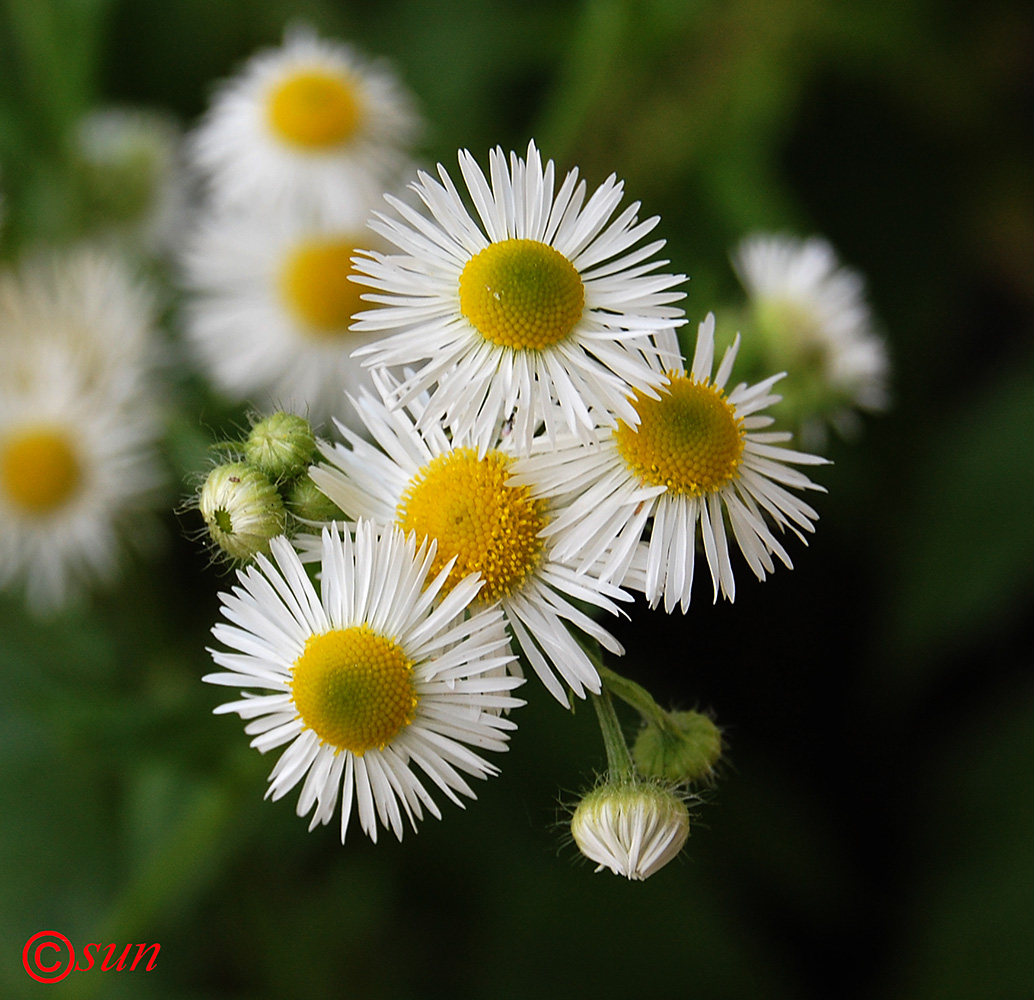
[185,27,838,870]
[182,26,421,424]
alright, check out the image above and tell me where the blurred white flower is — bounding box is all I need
[73,106,187,255]
[733,233,890,437]
[189,25,419,225]
[180,205,388,429]
[0,249,166,612]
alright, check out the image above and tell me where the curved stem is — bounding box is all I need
[599,663,671,730]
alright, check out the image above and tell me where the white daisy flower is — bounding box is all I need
[189,25,419,224]
[181,206,388,427]
[0,338,164,613]
[204,521,523,843]
[733,233,890,429]
[514,314,827,613]
[351,140,685,452]
[308,377,630,704]
[571,781,690,881]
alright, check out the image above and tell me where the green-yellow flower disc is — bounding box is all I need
[267,70,362,150]
[614,373,745,496]
[280,239,364,334]
[458,239,584,350]
[397,447,548,603]
[291,625,417,755]
[0,425,81,514]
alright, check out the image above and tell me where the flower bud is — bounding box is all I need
[199,462,286,561]
[571,781,689,881]
[243,412,317,482]
[633,710,722,784]
[285,473,344,523]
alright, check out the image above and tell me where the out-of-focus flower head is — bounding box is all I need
[189,24,419,226]
[733,233,890,440]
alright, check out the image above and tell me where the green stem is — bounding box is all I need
[591,688,635,780]
[599,663,671,730]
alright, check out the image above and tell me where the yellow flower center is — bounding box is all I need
[614,373,745,496]
[397,448,548,603]
[0,425,81,514]
[291,626,417,756]
[267,69,362,150]
[458,239,584,350]
[280,239,365,335]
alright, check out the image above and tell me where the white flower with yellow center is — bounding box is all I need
[189,26,418,222]
[516,314,827,612]
[181,207,389,426]
[308,380,629,704]
[0,340,164,613]
[350,140,685,452]
[204,522,522,843]
[733,233,889,430]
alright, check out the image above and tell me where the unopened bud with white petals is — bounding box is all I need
[199,462,285,561]
[571,781,689,881]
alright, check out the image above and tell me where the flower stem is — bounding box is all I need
[599,663,670,730]
[591,688,635,781]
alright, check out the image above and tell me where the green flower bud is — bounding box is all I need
[633,710,722,784]
[199,462,286,561]
[571,780,689,881]
[285,473,345,523]
[243,412,316,482]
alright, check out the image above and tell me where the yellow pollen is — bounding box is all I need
[291,626,417,755]
[397,448,548,603]
[267,69,362,150]
[614,373,745,496]
[1,425,81,514]
[458,239,584,350]
[280,239,365,334]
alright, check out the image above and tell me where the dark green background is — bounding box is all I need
[2,0,1033,997]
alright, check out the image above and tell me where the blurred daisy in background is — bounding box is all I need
[732,233,889,440]
[352,140,685,452]
[0,252,166,612]
[204,522,522,843]
[0,248,166,398]
[72,106,187,256]
[180,206,389,429]
[518,314,827,613]
[309,377,630,704]
[189,25,419,224]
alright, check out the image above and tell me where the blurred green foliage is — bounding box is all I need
[2,0,1033,997]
